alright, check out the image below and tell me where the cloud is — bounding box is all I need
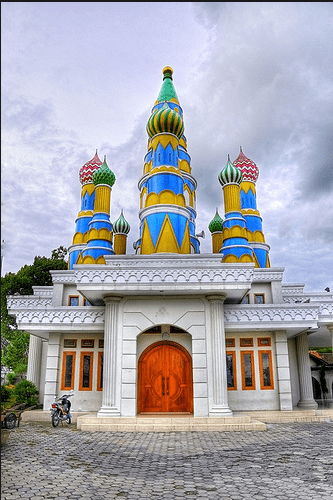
[1,2,332,292]
[183,2,333,287]
[1,92,89,272]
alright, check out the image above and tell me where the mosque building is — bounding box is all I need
[7,67,333,429]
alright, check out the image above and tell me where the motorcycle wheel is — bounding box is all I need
[5,413,17,429]
[52,412,60,427]
[66,416,72,425]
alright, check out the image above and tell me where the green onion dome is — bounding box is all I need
[146,102,184,139]
[208,209,224,233]
[113,209,130,235]
[92,156,116,187]
[218,155,243,187]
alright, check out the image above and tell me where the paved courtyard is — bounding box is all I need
[1,421,333,500]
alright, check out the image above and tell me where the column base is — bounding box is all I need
[209,406,233,417]
[97,406,121,417]
[297,399,318,410]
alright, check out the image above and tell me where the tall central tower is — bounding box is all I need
[135,67,199,254]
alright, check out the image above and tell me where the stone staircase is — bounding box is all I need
[77,409,333,432]
[21,408,333,432]
[76,415,266,432]
[238,409,333,424]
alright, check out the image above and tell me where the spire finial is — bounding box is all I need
[240,146,242,153]
[227,154,230,162]
[162,66,173,80]
[103,155,107,162]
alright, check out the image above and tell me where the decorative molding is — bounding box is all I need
[8,301,332,331]
[224,304,320,325]
[7,296,53,308]
[282,284,305,294]
[253,268,284,282]
[12,307,105,326]
[283,296,310,304]
[317,301,333,320]
[49,271,76,283]
[75,268,254,285]
[32,286,54,297]
[74,257,254,286]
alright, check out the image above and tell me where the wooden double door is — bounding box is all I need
[138,341,193,414]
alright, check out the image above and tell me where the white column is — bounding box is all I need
[26,334,42,392]
[97,296,122,417]
[296,331,318,409]
[274,331,293,410]
[206,293,233,417]
[43,332,61,411]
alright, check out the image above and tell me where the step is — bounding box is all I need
[77,416,266,432]
[237,409,333,423]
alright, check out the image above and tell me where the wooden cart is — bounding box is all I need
[1,403,39,429]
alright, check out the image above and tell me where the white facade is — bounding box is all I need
[7,255,333,417]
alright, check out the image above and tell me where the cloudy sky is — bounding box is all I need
[1,2,333,292]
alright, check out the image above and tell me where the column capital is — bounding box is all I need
[102,295,123,305]
[205,293,227,303]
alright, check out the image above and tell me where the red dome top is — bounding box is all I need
[79,151,102,185]
[233,147,259,183]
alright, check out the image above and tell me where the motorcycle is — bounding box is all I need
[50,391,73,427]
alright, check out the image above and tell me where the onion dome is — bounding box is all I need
[233,147,259,183]
[113,209,130,235]
[79,150,102,185]
[147,102,184,139]
[208,209,224,233]
[92,156,116,187]
[156,67,180,104]
[218,155,243,187]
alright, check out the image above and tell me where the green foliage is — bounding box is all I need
[1,331,30,372]
[309,347,333,353]
[1,246,68,375]
[5,373,17,385]
[13,380,39,406]
[1,384,12,402]
[51,246,68,260]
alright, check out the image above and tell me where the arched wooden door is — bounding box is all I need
[138,341,193,414]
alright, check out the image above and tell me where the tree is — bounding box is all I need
[1,247,68,378]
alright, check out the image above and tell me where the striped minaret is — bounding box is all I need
[218,156,253,263]
[233,147,270,267]
[68,151,102,269]
[135,67,200,254]
[208,208,224,254]
[113,210,130,255]
[80,156,116,264]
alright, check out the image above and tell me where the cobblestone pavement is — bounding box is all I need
[1,421,333,500]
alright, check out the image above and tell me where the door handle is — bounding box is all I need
[166,377,169,395]
[162,376,165,395]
